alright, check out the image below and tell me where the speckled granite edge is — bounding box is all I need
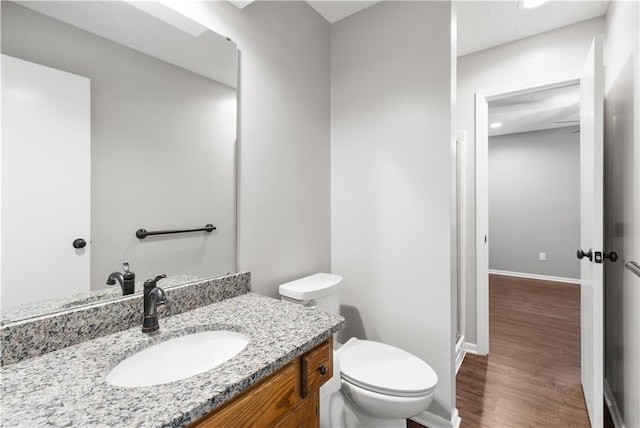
[0,271,251,366]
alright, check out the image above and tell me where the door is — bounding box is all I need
[1,55,91,308]
[578,36,604,428]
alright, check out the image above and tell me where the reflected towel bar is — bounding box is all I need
[136,224,216,239]
[626,261,640,278]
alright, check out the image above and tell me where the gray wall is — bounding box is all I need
[175,2,332,298]
[457,18,604,345]
[489,127,580,279]
[331,2,456,422]
[603,1,640,426]
[2,3,237,289]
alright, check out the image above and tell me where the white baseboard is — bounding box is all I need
[489,269,580,285]
[411,408,460,428]
[604,378,626,428]
[462,341,479,355]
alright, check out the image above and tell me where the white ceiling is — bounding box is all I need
[235,1,609,57]
[306,1,380,24]
[488,84,580,136]
[456,0,609,56]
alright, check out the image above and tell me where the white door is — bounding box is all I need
[578,36,604,428]
[1,55,91,309]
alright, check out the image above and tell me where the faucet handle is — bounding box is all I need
[143,274,167,291]
[122,262,130,273]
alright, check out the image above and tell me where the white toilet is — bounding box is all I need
[279,273,438,428]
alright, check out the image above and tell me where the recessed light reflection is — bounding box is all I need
[490,122,503,129]
[521,0,549,9]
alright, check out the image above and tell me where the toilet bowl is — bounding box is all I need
[279,273,438,428]
[338,338,437,418]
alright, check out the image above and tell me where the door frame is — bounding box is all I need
[474,71,581,355]
[456,130,467,373]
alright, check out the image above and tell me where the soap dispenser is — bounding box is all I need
[121,263,135,295]
[106,262,136,296]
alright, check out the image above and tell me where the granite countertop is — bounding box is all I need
[0,274,201,324]
[0,293,345,427]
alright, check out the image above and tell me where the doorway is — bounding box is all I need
[474,73,581,354]
[486,84,582,284]
[469,37,607,428]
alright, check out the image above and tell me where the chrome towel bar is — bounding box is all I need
[626,261,640,278]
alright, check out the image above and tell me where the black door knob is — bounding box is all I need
[577,249,593,261]
[72,238,87,249]
[603,251,619,262]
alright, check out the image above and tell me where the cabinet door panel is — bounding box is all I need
[273,390,319,428]
[191,360,301,428]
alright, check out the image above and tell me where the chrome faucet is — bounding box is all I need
[142,274,167,333]
[106,262,135,295]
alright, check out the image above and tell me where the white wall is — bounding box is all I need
[458,17,605,345]
[150,1,332,298]
[331,2,456,422]
[489,127,580,280]
[603,1,640,426]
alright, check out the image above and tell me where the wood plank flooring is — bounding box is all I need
[454,274,613,428]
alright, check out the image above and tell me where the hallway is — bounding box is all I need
[455,274,605,427]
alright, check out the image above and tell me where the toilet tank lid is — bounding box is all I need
[278,273,342,300]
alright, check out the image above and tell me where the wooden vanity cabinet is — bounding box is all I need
[191,339,333,428]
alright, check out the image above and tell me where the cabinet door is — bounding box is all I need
[1,54,91,308]
[273,390,319,428]
[191,360,301,427]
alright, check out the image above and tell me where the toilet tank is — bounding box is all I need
[278,273,342,315]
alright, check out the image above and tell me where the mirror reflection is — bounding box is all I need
[1,1,238,322]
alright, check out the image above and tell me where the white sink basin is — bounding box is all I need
[105,330,250,387]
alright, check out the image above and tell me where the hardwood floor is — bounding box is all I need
[455,274,614,427]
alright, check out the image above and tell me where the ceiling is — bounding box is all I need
[456,0,609,56]
[488,84,580,137]
[305,1,380,24]
[233,1,609,57]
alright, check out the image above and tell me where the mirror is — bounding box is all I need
[1,1,238,323]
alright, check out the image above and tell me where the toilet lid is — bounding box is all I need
[339,339,438,397]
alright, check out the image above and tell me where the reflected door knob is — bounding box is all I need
[73,238,87,249]
[577,249,593,261]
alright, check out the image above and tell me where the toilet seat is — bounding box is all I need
[339,339,438,398]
